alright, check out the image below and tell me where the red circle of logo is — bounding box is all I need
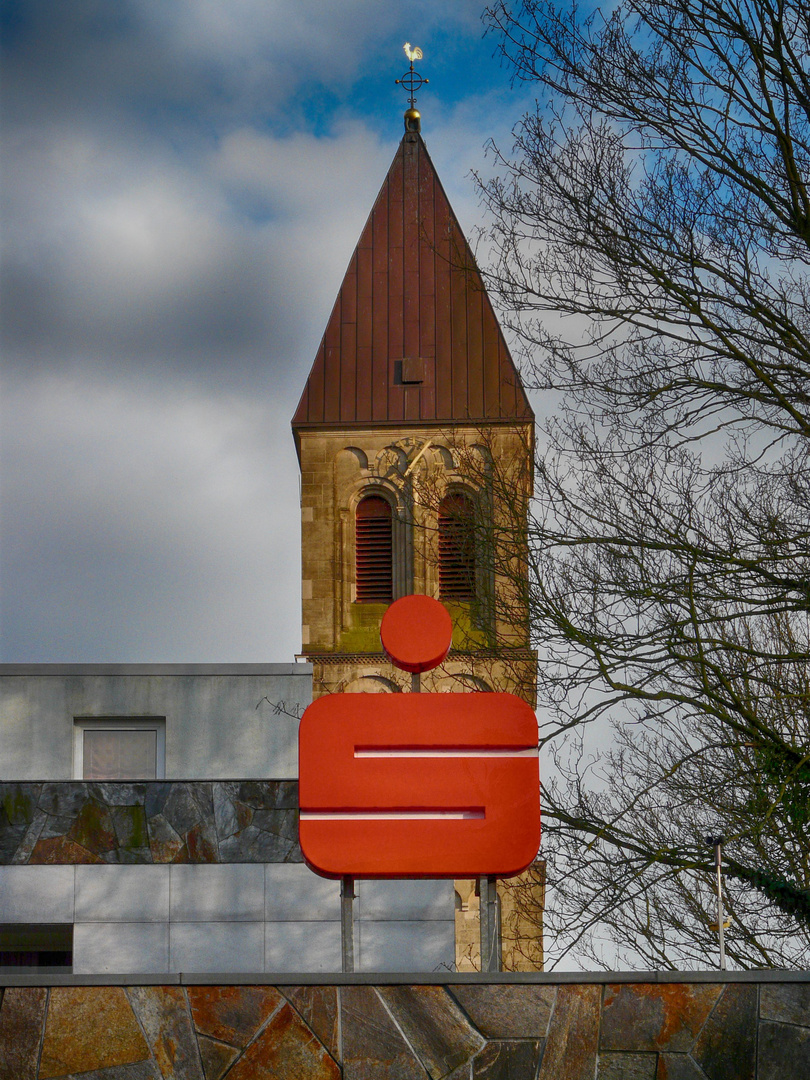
[380,594,453,673]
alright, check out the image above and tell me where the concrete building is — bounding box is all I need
[0,664,455,974]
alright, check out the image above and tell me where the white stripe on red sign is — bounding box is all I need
[299,809,486,820]
[353,747,537,758]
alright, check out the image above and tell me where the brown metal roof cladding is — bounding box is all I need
[292,132,533,436]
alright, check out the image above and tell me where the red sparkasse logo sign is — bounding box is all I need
[298,595,541,879]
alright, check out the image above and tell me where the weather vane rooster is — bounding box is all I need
[396,42,427,131]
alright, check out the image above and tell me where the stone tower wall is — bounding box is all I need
[297,423,536,702]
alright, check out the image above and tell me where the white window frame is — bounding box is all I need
[73,717,166,780]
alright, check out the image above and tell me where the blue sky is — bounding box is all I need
[0,1,538,662]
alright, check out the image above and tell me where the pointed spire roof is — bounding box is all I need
[292,132,533,436]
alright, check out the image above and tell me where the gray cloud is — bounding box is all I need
[1,119,391,377]
[1,373,302,661]
[2,1,388,125]
[1,1,535,662]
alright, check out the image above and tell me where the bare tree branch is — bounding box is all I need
[477,0,810,969]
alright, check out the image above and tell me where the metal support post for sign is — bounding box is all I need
[411,671,421,693]
[341,876,355,973]
[479,875,501,972]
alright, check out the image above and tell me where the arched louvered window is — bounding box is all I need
[356,495,393,603]
[439,492,476,602]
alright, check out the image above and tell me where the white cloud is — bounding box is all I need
[213,121,389,220]
[0,373,301,661]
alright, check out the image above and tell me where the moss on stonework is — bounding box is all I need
[337,604,390,652]
[1,784,38,826]
[333,601,492,654]
[111,805,149,850]
[444,603,491,651]
[68,800,117,854]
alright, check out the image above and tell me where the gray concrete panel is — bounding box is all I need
[264,921,342,973]
[169,922,265,973]
[0,865,75,922]
[357,879,455,921]
[169,864,264,921]
[0,665,311,675]
[264,864,340,921]
[73,922,169,974]
[0,678,75,781]
[75,866,170,922]
[0,666,311,781]
[357,920,456,973]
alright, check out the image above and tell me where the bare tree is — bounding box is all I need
[476,0,810,968]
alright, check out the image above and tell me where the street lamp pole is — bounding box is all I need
[705,835,726,971]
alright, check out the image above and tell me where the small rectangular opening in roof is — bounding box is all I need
[401,357,425,384]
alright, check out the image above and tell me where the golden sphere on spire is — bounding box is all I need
[404,107,421,133]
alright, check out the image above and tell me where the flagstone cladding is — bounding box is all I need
[1,977,807,1078]
[0,781,301,865]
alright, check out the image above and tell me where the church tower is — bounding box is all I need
[292,109,543,969]
[292,122,536,699]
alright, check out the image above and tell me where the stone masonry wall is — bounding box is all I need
[0,781,301,865]
[0,976,808,1079]
[297,425,536,701]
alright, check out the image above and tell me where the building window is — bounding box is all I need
[0,924,73,971]
[439,492,476,602]
[74,718,166,780]
[356,495,394,602]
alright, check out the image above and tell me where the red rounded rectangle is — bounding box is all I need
[298,693,540,878]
